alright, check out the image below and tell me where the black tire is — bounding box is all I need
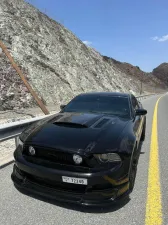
[141,117,146,141]
[129,156,138,192]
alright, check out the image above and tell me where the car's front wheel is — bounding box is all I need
[141,117,146,141]
[129,157,138,192]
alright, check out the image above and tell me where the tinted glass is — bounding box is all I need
[63,95,130,118]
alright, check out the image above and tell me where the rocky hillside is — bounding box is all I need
[152,63,168,85]
[0,51,36,110]
[0,0,166,111]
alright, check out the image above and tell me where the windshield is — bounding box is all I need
[62,95,131,118]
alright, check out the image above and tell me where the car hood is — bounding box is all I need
[21,112,130,154]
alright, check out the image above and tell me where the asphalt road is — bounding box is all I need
[0,94,168,225]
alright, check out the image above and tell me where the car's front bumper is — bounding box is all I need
[11,149,130,206]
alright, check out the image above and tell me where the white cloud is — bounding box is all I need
[83,40,92,46]
[158,34,168,42]
[151,34,168,42]
[151,36,159,41]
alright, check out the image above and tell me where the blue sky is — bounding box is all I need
[26,0,168,72]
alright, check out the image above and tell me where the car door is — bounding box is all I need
[131,95,141,142]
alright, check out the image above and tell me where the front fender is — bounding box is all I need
[117,124,136,155]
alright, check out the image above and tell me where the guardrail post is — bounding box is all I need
[15,136,18,148]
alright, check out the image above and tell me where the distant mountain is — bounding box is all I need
[102,56,166,92]
[0,0,166,110]
[152,63,168,85]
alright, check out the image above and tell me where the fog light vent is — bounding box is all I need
[29,146,36,156]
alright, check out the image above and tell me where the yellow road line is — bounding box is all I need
[145,96,163,225]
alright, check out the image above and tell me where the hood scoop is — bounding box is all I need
[48,115,64,123]
[53,121,88,128]
[93,118,111,129]
[48,113,104,128]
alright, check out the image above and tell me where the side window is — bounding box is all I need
[131,95,139,111]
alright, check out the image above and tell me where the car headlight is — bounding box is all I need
[94,153,121,163]
[15,136,24,148]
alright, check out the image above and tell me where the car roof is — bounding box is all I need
[78,92,131,98]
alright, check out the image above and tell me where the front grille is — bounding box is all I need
[23,146,74,164]
[23,155,91,172]
[23,145,92,169]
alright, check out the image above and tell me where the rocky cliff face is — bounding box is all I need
[0,0,166,111]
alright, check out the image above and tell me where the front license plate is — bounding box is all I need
[62,176,88,185]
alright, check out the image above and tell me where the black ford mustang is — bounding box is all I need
[11,92,147,206]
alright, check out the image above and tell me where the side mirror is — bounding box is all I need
[135,109,147,116]
[60,104,66,110]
